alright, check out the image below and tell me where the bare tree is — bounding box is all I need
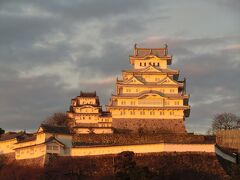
[212,112,240,132]
[43,112,68,127]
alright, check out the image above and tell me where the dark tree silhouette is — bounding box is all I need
[0,128,5,135]
[43,112,68,127]
[212,113,240,132]
[114,151,154,179]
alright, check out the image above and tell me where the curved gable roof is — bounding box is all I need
[138,90,165,99]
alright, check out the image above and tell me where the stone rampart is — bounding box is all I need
[73,133,214,146]
[112,118,186,133]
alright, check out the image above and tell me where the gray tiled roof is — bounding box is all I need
[0,132,24,141]
[40,124,71,134]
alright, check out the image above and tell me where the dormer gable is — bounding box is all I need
[78,104,99,110]
[157,76,179,85]
[140,65,162,73]
[138,92,165,99]
[73,104,100,114]
[137,91,166,107]
[123,76,144,85]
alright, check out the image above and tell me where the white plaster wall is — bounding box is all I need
[71,143,215,157]
[71,143,165,156]
[164,144,215,152]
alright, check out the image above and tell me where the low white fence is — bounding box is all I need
[215,144,239,164]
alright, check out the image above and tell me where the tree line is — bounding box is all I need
[0,112,239,136]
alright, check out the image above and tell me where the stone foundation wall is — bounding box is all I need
[73,134,215,146]
[112,118,186,133]
[1,153,15,165]
[16,155,46,167]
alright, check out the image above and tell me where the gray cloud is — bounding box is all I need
[174,48,240,133]
[75,42,130,77]
[0,74,69,130]
[211,0,240,12]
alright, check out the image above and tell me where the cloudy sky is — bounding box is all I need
[0,0,239,133]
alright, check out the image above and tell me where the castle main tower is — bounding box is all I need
[107,44,190,133]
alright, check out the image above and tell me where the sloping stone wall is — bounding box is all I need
[15,155,46,167]
[112,118,186,133]
[73,133,214,146]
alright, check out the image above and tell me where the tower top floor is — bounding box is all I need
[71,91,100,107]
[129,44,172,70]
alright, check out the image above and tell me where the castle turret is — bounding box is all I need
[67,91,113,134]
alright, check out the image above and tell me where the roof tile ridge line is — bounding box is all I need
[156,74,181,85]
[136,47,166,50]
[140,65,151,72]
[137,90,165,98]
[75,104,102,107]
[167,76,182,84]
[145,64,168,71]
[164,67,179,72]
[45,136,65,146]
[148,64,162,71]
[133,75,143,82]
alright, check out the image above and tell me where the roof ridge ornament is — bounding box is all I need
[134,43,138,56]
[149,49,152,54]
[165,43,168,56]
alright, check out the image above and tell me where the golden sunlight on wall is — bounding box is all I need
[71,143,215,157]
[15,144,46,160]
[0,139,17,154]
